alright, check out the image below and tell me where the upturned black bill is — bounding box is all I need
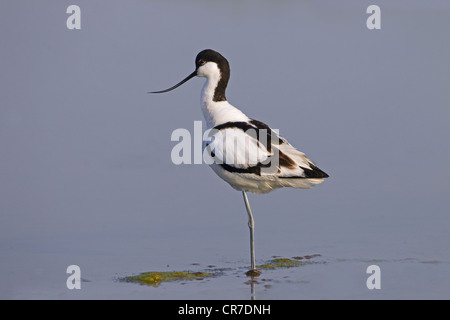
[149,71,197,94]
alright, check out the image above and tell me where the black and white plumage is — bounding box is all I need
[204,118,328,194]
[151,49,329,275]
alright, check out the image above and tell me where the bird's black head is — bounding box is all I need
[150,49,230,102]
[195,49,229,71]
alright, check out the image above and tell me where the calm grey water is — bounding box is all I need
[1,0,449,299]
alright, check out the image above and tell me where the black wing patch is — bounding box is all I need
[279,162,329,179]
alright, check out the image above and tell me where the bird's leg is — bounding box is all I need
[242,191,260,276]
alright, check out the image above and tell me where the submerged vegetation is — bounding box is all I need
[121,271,216,287]
[257,258,305,270]
[256,254,322,270]
[121,254,322,286]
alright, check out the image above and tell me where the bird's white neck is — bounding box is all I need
[200,76,249,128]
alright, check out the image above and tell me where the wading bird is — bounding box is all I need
[151,49,328,276]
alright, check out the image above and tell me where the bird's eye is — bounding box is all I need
[198,59,205,65]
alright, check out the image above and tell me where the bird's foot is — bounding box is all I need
[245,269,261,277]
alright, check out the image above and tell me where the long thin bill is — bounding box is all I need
[149,71,197,94]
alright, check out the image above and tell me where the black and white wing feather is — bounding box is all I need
[204,119,328,179]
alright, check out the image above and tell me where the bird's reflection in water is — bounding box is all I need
[245,275,260,300]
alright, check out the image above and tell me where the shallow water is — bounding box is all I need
[1,0,450,299]
[3,247,449,299]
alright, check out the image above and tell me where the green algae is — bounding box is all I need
[122,271,215,287]
[121,254,322,286]
[257,258,305,270]
[256,255,322,270]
